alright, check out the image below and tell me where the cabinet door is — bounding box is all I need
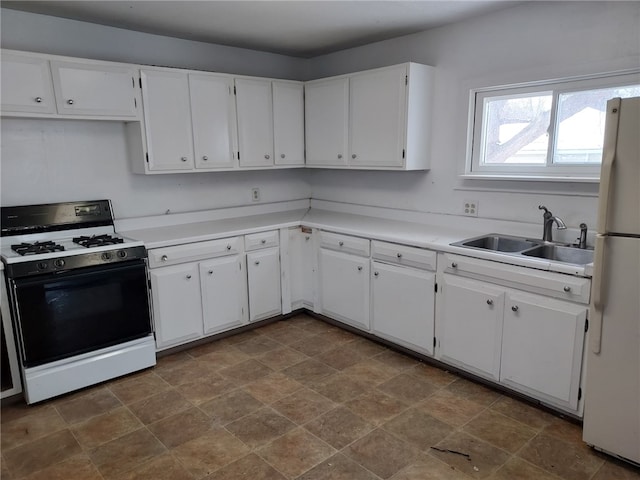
[51,61,138,117]
[305,77,349,166]
[437,274,504,380]
[319,248,370,330]
[140,70,194,171]
[273,81,305,165]
[189,73,236,170]
[200,255,247,335]
[501,291,586,410]
[1,53,56,114]
[371,261,435,355]
[150,263,203,350]
[235,78,274,167]
[247,248,282,321]
[349,65,406,167]
[288,229,315,310]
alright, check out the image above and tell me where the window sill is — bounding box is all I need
[459,173,600,183]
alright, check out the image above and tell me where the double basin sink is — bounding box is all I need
[451,234,594,266]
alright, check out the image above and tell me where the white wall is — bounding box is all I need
[307,1,640,228]
[0,8,310,219]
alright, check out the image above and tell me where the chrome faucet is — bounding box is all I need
[538,205,567,242]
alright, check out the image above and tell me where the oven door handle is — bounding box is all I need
[11,259,147,286]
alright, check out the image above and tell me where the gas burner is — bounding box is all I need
[11,241,65,256]
[73,234,125,248]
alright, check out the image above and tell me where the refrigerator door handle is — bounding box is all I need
[590,234,607,354]
[596,98,621,234]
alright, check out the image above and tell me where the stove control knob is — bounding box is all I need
[101,252,113,261]
[37,262,48,271]
[117,250,127,259]
[54,259,65,268]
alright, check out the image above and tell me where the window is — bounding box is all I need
[467,72,640,180]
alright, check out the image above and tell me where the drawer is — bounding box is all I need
[319,231,370,257]
[148,237,242,268]
[245,230,279,251]
[441,253,591,304]
[372,240,436,271]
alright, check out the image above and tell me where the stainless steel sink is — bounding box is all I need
[453,234,541,252]
[521,245,594,265]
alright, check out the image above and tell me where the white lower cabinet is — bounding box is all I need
[200,255,248,335]
[319,248,370,330]
[437,274,505,381]
[247,248,282,321]
[371,261,435,355]
[150,262,204,349]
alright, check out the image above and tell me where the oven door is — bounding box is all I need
[11,259,151,368]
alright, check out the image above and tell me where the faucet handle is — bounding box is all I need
[538,205,550,214]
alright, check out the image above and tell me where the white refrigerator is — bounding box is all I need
[582,96,640,465]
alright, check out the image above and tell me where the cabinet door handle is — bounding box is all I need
[35,96,43,103]
[337,154,343,159]
[202,155,208,161]
[352,154,357,159]
[280,154,286,159]
[374,271,379,277]
[396,253,403,258]
[226,245,232,250]
[208,270,213,275]
[264,154,270,160]
[357,266,363,271]
[338,241,344,247]
[255,261,260,265]
[563,286,572,292]
[451,262,458,268]
[186,274,192,280]
[486,299,493,306]
[67,99,74,105]
[511,305,519,312]
[261,239,266,244]
[181,156,188,162]
[161,255,168,261]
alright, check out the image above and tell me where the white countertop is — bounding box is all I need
[120,207,592,277]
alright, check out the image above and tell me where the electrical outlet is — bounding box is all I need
[251,188,260,202]
[463,199,478,216]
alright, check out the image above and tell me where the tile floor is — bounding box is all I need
[1,313,639,480]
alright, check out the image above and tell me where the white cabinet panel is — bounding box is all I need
[150,262,203,349]
[140,70,194,171]
[319,248,370,330]
[371,261,435,355]
[438,274,504,380]
[305,77,349,166]
[501,291,586,409]
[288,228,315,310]
[51,61,138,117]
[349,65,406,167]
[273,81,305,166]
[235,78,274,167]
[189,73,236,170]
[247,248,282,321]
[200,255,247,335]
[1,53,56,114]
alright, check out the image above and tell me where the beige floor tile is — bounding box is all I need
[119,453,194,480]
[304,406,374,449]
[490,396,555,430]
[347,338,388,358]
[417,389,487,427]
[343,360,399,386]
[290,334,337,357]
[408,363,457,388]
[383,409,453,452]
[377,373,439,404]
[203,453,286,480]
[174,373,237,405]
[542,417,585,445]
[316,346,366,370]
[258,428,336,477]
[282,359,337,386]
[128,389,192,425]
[259,325,313,346]
[225,407,296,449]
[290,317,336,335]
[271,388,336,424]
[4,429,82,478]
[196,348,252,370]
[148,407,212,449]
[71,407,143,449]
[445,379,501,407]
[373,350,420,371]
[591,459,640,480]
[309,374,372,403]
[313,325,361,345]
[172,428,250,478]
[298,453,380,480]
[345,428,418,479]
[1,405,67,450]
[233,336,283,357]
[345,390,408,426]
[184,338,230,357]
[108,372,171,405]
[489,457,560,480]
[199,389,264,426]
[219,359,275,385]
[55,388,122,425]
[430,431,510,479]
[218,329,261,345]
[21,453,104,480]
[89,428,166,479]
[391,454,471,480]
[463,409,537,453]
[155,359,217,387]
[243,373,304,404]
[257,347,309,371]
[154,351,193,369]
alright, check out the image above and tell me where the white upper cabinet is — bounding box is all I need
[305,63,434,170]
[235,78,274,167]
[305,77,349,166]
[1,53,56,114]
[140,69,195,171]
[273,81,305,166]
[50,61,138,117]
[189,73,236,170]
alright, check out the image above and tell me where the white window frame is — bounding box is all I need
[464,70,640,182]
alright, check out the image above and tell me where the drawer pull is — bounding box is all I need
[226,245,232,250]
[202,155,208,161]
[486,299,493,306]
[181,156,188,162]
[67,99,74,105]
[261,239,266,244]
[357,266,363,271]
[451,262,458,268]
[35,96,43,103]
[161,255,168,261]
[397,253,403,258]
[374,271,379,277]
[339,241,344,247]
[186,274,192,280]
[337,154,343,159]
[255,261,260,265]
[208,270,213,275]
[511,305,519,312]
[563,286,572,292]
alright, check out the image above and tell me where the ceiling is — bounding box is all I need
[2,1,520,58]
